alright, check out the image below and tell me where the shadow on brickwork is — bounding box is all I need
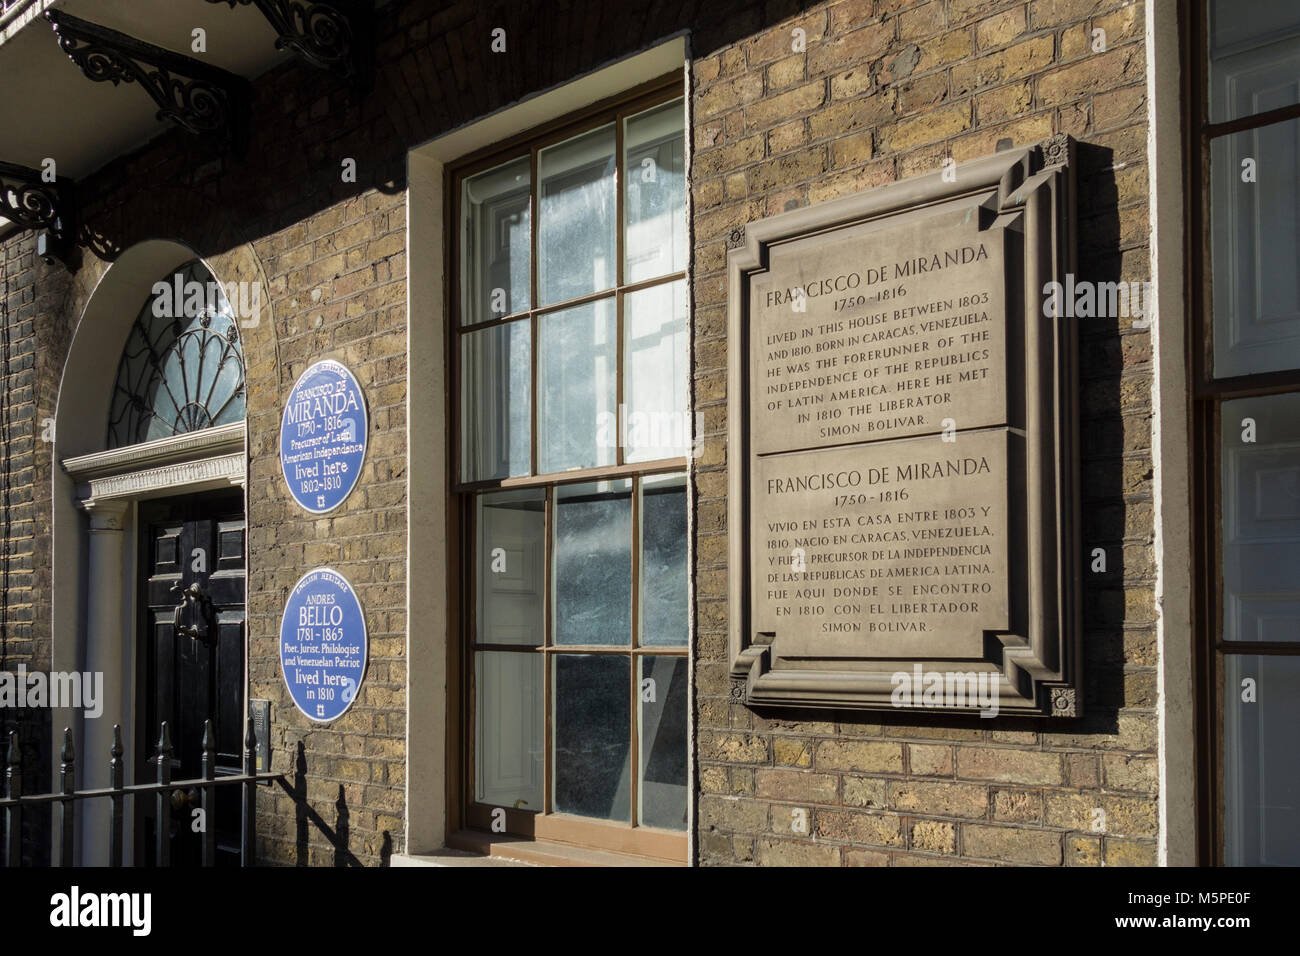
[67,0,822,269]
[286,740,362,867]
[1072,139,1141,726]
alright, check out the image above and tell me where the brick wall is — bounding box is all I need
[243,193,410,866]
[1,228,73,864]
[1,0,1157,866]
[0,0,865,868]
[690,0,1157,866]
[1,231,39,682]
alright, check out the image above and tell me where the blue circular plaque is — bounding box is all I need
[279,568,367,723]
[280,359,367,513]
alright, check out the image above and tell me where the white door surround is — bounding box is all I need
[51,239,250,864]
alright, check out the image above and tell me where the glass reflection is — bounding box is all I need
[539,125,616,305]
[553,654,631,821]
[553,480,632,646]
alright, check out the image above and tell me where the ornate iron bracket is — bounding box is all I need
[0,160,76,267]
[46,10,250,153]
[205,0,374,88]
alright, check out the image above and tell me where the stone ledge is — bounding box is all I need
[391,848,536,868]
[442,831,684,868]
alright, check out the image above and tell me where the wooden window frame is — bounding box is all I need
[1184,2,1300,866]
[443,73,689,864]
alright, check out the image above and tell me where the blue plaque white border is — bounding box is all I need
[279,566,369,724]
[280,359,368,514]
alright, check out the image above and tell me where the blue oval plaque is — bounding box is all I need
[280,359,367,513]
[279,568,368,723]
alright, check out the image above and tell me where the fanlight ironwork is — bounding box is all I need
[106,261,247,449]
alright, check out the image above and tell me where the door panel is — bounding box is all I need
[138,489,246,866]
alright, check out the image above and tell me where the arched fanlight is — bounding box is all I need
[106,260,247,449]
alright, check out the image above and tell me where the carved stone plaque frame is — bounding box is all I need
[726,137,1081,716]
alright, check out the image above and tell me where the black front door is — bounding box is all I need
[137,489,246,866]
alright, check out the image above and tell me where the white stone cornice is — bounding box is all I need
[79,452,245,509]
[62,422,246,482]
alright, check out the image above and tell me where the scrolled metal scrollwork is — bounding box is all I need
[0,160,75,265]
[0,162,59,230]
[46,10,249,146]
[205,0,369,80]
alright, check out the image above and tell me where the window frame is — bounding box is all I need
[443,73,690,863]
[1185,2,1300,866]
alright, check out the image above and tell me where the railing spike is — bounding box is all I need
[201,719,217,866]
[3,729,20,867]
[242,715,257,866]
[155,722,171,868]
[109,724,124,790]
[59,728,75,866]
[109,723,124,867]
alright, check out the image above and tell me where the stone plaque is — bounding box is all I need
[752,429,1016,660]
[750,207,1011,454]
[727,138,1081,716]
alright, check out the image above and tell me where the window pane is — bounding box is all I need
[1208,0,1300,124]
[1223,654,1300,865]
[538,298,616,472]
[461,321,531,482]
[625,99,686,283]
[475,651,543,811]
[639,656,688,830]
[553,654,631,821]
[461,157,531,324]
[538,125,616,305]
[476,490,545,646]
[1211,116,1300,377]
[107,261,246,448]
[625,280,690,462]
[640,473,688,647]
[1221,393,1300,641]
[553,480,632,646]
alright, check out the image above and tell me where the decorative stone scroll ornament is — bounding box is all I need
[726,136,1080,716]
[46,10,251,151]
[204,0,374,87]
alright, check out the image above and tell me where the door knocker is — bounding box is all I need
[170,581,213,643]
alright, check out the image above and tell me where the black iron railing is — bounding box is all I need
[2,718,282,866]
